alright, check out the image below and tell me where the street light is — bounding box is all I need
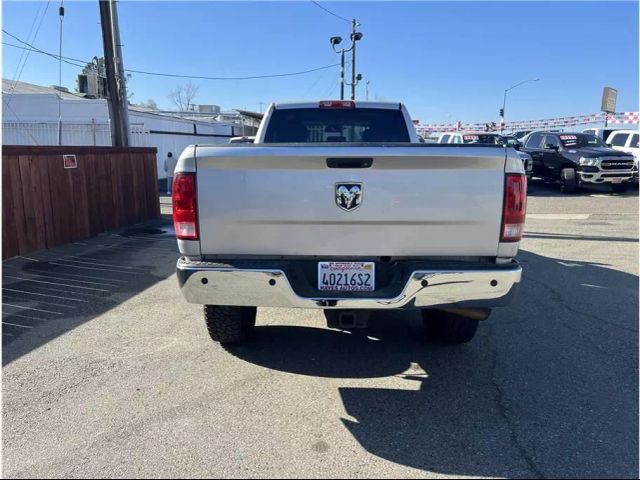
[349,27,363,100]
[330,36,349,100]
[329,20,363,100]
[501,77,539,133]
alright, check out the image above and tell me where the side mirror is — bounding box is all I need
[513,143,521,151]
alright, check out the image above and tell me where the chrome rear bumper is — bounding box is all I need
[176,258,522,309]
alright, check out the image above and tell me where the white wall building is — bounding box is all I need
[2,79,258,188]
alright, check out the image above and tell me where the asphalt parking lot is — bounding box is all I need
[2,183,638,479]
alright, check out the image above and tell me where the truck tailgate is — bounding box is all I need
[195,145,506,257]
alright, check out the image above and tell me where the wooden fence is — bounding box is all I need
[2,146,160,259]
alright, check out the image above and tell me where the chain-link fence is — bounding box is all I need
[2,122,151,147]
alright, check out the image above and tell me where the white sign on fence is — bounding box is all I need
[63,154,77,169]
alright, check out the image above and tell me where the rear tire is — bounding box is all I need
[611,183,628,194]
[560,168,578,194]
[422,309,481,344]
[204,305,256,344]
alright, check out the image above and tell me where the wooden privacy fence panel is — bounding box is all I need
[2,146,160,259]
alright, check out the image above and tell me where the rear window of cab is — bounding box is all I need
[264,108,411,143]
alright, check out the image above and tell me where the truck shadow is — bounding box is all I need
[226,250,638,478]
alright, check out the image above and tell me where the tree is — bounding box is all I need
[82,57,106,76]
[80,57,133,100]
[168,83,199,111]
[139,99,158,110]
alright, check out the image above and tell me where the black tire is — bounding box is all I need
[204,305,257,344]
[560,167,577,194]
[611,183,628,194]
[422,309,480,344]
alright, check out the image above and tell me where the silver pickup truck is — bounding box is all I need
[173,100,526,345]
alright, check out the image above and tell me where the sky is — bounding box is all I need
[2,0,638,124]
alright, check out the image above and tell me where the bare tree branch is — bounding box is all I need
[139,99,158,110]
[168,83,199,111]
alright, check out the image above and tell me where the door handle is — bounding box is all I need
[326,157,373,169]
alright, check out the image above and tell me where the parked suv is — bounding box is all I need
[521,132,636,193]
[606,130,639,184]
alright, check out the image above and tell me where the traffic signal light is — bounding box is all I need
[499,108,504,117]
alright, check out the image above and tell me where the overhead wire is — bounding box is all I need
[5,1,52,109]
[3,102,41,145]
[3,31,342,81]
[310,1,352,24]
[8,2,44,89]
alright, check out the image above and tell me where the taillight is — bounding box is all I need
[319,100,355,109]
[172,172,198,240]
[501,174,527,242]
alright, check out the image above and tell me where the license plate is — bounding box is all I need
[318,262,375,292]
[611,178,623,184]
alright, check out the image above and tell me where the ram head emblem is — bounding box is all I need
[335,183,363,211]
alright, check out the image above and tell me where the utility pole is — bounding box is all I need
[348,20,363,100]
[500,91,506,134]
[366,81,370,101]
[350,19,357,101]
[99,0,130,146]
[110,0,130,142]
[340,49,345,100]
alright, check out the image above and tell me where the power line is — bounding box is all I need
[3,102,41,145]
[310,0,352,24]
[322,75,341,98]
[3,37,86,67]
[301,66,330,99]
[125,63,341,81]
[5,1,52,108]
[310,60,350,99]
[3,31,341,81]
[8,2,44,89]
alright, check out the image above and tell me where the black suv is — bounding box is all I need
[520,132,636,193]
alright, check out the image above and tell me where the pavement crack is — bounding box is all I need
[523,275,638,365]
[525,275,638,334]
[486,327,546,479]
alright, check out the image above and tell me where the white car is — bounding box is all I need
[437,132,504,145]
[174,100,526,345]
[606,130,639,183]
[229,136,255,144]
[437,133,532,177]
